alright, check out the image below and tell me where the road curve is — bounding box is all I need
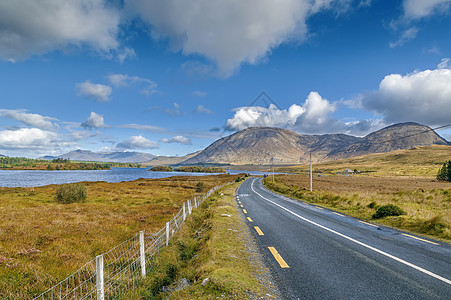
[237,177,451,299]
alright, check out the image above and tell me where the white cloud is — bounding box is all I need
[0,128,58,149]
[0,109,58,131]
[117,47,136,63]
[194,105,213,115]
[116,135,158,150]
[81,112,109,129]
[0,0,121,61]
[403,0,451,19]
[160,135,192,145]
[389,27,418,48]
[117,124,167,133]
[107,73,158,96]
[352,64,451,126]
[128,0,352,76]
[192,91,206,97]
[76,81,112,102]
[438,58,450,69]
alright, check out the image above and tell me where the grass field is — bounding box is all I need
[264,174,451,243]
[275,145,451,177]
[0,174,236,299]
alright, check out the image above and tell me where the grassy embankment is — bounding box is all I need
[265,145,451,243]
[0,174,235,299]
[126,180,278,299]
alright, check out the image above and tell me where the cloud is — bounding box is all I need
[192,91,207,97]
[0,109,58,131]
[438,58,450,69]
[117,124,167,133]
[0,128,59,149]
[389,27,418,48]
[107,73,158,96]
[352,63,451,126]
[0,0,121,61]
[81,112,109,129]
[164,102,186,116]
[160,135,192,145]
[117,47,136,63]
[403,0,451,19]
[128,0,352,76]
[76,81,112,102]
[116,135,158,150]
[194,105,213,115]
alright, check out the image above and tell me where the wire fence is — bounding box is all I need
[33,182,232,300]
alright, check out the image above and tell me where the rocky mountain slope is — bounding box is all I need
[182,122,449,165]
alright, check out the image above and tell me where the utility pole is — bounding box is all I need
[309,153,313,192]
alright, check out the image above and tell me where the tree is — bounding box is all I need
[437,160,451,182]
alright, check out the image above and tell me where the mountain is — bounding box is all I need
[142,151,202,166]
[40,150,156,163]
[182,123,449,165]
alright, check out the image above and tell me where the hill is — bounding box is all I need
[275,144,451,177]
[40,149,156,163]
[182,123,448,165]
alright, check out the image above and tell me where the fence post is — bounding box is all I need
[166,222,170,246]
[96,255,104,300]
[188,200,192,215]
[183,202,186,221]
[139,230,146,278]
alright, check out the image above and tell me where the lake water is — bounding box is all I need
[0,168,271,187]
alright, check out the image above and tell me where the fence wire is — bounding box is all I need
[33,182,231,300]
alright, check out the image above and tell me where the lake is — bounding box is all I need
[0,168,271,187]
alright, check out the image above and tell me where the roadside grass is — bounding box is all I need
[263,175,451,243]
[0,174,236,299]
[126,182,277,299]
[275,145,451,177]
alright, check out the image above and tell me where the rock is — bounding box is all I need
[202,278,210,286]
[161,286,174,293]
[221,214,232,217]
[175,278,190,291]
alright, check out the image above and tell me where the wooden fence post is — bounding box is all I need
[96,255,104,300]
[139,231,146,278]
[166,222,170,246]
[183,202,186,221]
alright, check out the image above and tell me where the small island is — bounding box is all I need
[149,165,226,173]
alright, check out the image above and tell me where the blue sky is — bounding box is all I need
[1,0,451,158]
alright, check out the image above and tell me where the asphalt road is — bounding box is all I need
[237,177,451,299]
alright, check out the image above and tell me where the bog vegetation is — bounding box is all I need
[0,174,235,299]
[173,166,227,173]
[437,160,451,182]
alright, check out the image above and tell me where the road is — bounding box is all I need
[237,177,451,299]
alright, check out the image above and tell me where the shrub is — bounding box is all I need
[372,204,404,219]
[367,201,377,209]
[195,182,205,193]
[437,160,451,182]
[55,183,87,204]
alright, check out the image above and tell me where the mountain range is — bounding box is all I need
[39,122,449,165]
[40,149,156,163]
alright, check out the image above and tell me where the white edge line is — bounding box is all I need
[251,179,451,286]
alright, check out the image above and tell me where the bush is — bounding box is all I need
[195,182,205,193]
[372,204,404,219]
[55,183,87,204]
[367,201,377,209]
[437,160,451,182]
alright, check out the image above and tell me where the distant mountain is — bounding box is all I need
[142,151,202,166]
[40,149,156,163]
[182,123,449,165]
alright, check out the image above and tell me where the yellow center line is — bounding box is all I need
[333,212,344,217]
[359,220,379,228]
[316,206,323,210]
[240,204,244,208]
[254,226,264,235]
[247,217,253,222]
[402,234,440,245]
[243,209,247,214]
[268,247,289,268]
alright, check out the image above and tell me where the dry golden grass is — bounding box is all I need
[264,174,451,243]
[0,174,236,299]
[276,145,451,177]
